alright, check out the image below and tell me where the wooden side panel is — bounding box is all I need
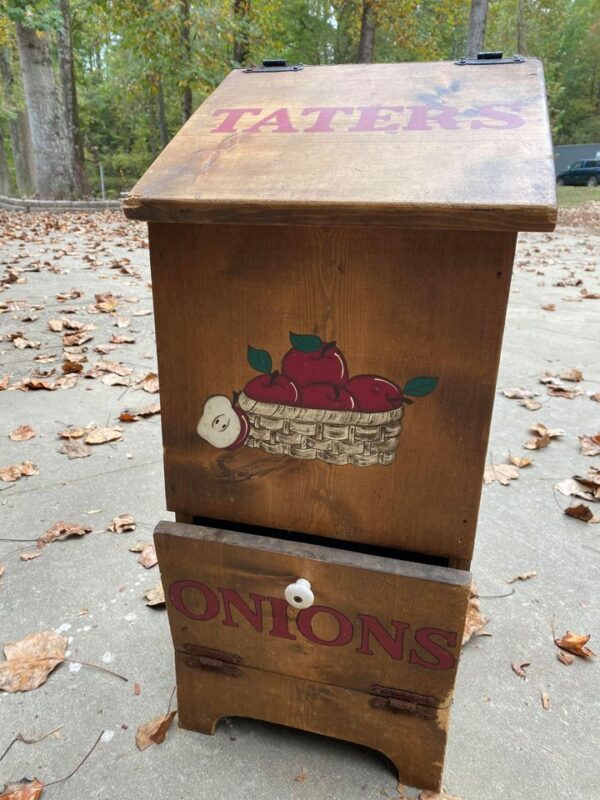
[175,652,450,792]
[150,223,516,562]
[155,522,471,705]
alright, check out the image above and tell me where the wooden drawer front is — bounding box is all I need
[155,521,470,708]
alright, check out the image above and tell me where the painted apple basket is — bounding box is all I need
[238,391,404,467]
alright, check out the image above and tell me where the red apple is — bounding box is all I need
[301,383,357,411]
[282,341,348,388]
[345,375,403,412]
[226,406,250,450]
[244,371,299,405]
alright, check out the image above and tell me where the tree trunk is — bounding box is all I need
[357,1,376,63]
[0,125,12,195]
[157,78,169,148]
[0,45,34,196]
[148,88,160,157]
[517,0,527,54]
[233,0,250,65]
[466,0,488,58]
[180,0,192,122]
[15,21,75,199]
[57,0,89,196]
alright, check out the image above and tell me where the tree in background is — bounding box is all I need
[0,0,599,198]
[0,39,34,195]
[466,0,488,57]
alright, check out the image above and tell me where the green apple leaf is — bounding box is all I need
[289,332,322,352]
[247,345,272,374]
[403,376,438,397]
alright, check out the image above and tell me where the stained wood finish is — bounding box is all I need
[124,60,556,232]
[151,223,516,562]
[175,653,450,792]
[154,521,471,704]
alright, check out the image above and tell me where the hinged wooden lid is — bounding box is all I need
[124,59,556,231]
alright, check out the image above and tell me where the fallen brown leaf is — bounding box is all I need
[558,368,583,382]
[141,372,159,393]
[16,379,56,391]
[591,392,600,403]
[0,376,9,391]
[119,402,160,422]
[108,514,136,534]
[62,360,83,375]
[564,504,599,523]
[541,303,555,311]
[135,710,176,751]
[579,434,600,457]
[519,398,543,411]
[144,581,165,607]
[511,660,531,679]
[555,631,595,658]
[101,373,131,387]
[13,336,41,350]
[0,462,39,483]
[129,542,158,569]
[483,463,519,486]
[0,778,45,800]
[509,455,533,468]
[57,427,86,439]
[462,588,490,645]
[58,441,92,459]
[84,426,122,445]
[557,651,574,666]
[57,288,83,301]
[507,571,537,584]
[547,383,584,399]
[524,423,564,450]
[110,334,135,345]
[9,426,37,442]
[502,388,539,399]
[20,551,43,562]
[40,522,92,545]
[0,631,67,693]
[541,692,550,710]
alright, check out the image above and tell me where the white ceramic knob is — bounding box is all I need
[285,578,314,609]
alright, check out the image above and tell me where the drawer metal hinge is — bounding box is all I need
[456,52,525,66]
[244,59,304,73]
[182,644,242,677]
[369,684,439,720]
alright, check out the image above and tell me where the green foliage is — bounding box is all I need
[1,0,599,196]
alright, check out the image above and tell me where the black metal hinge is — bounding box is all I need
[244,59,304,73]
[455,52,525,66]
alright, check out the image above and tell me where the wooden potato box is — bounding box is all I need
[124,58,556,791]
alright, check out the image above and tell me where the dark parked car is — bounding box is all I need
[556,159,600,187]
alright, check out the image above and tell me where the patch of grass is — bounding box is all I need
[557,185,600,208]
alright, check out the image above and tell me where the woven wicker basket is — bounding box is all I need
[238,391,404,466]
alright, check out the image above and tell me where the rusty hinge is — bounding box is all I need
[368,684,439,721]
[182,644,242,677]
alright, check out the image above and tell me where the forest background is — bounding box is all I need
[0,0,599,199]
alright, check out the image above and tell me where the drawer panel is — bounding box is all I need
[155,521,471,708]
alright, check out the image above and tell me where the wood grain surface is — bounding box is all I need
[151,223,516,563]
[155,521,471,704]
[175,652,450,791]
[124,60,556,231]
